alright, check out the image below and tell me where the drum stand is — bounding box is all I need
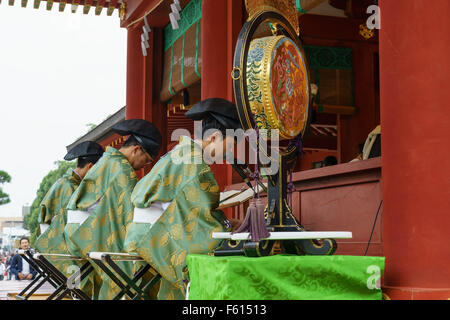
[214,145,346,257]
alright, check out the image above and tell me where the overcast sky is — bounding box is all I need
[0,3,127,218]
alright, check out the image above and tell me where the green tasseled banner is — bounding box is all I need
[304,45,355,107]
[164,0,202,52]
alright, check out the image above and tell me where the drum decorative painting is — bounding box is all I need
[233,10,311,141]
[247,35,309,139]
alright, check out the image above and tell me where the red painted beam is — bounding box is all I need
[43,0,121,8]
[121,0,191,29]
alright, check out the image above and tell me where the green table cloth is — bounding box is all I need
[186,254,385,300]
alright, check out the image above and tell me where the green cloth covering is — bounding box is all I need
[64,147,138,299]
[127,136,230,300]
[35,169,81,274]
[186,254,385,300]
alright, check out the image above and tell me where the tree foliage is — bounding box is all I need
[0,170,12,206]
[24,161,76,244]
[86,123,97,132]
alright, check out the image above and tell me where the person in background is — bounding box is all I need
[362,125,381,160]
[6,252,13,280]
[349,125,381,163]
[350,143,364,162]
[0,257,5,281]
[9,237,37,280]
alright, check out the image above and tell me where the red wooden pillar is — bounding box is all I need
[126,23,167,176]
[148,28,168,166]
[201,0,242,191]
[126,25,145,120]
[379,0,450,299]
[201,0,227,100]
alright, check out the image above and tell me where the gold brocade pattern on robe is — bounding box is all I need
[64,147,138,300]
[35,169,81,275]
[125,136,231,300]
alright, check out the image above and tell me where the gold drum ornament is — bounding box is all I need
[246,35,310,139]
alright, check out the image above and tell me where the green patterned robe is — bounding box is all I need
[125,136,231,300]
[64,147,138,300]
[35,169,81,274]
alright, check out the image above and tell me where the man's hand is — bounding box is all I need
[26,274,33,280]
[18,272,25,280]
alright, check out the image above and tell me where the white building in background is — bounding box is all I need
[1,227,30,249]
[0,217,29,251]
[22,205,30,218]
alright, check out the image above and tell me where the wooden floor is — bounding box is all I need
[0,280,57,300]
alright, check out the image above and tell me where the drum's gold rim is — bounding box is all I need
[263,36,283,137]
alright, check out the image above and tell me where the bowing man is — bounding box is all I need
[64,119,162,300]
[125,98,240,300]
[35,141,104,275]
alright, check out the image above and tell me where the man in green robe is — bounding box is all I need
[64,119,162,300]
[35,141,104,277]
[125,98,241,300]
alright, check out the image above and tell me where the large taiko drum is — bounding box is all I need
[233,10,311,141]
[246,35,310,139]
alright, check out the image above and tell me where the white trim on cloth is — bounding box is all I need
[67,210,90,225]
[132,202,170,224]
[39,224,50,234]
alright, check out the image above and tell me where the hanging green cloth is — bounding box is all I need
[187,254,385,300]
[64,147,138,300]
[127,136,231,300]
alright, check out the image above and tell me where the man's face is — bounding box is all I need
[222,135,237,160]
[129,146,153,170]
[205,132,236,162]
[20,239,29,250]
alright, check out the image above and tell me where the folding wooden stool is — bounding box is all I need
[13,249,60,300]
[32,252,95,300]
[87,252,161,300]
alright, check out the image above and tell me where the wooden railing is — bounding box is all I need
[225,157,383,256]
